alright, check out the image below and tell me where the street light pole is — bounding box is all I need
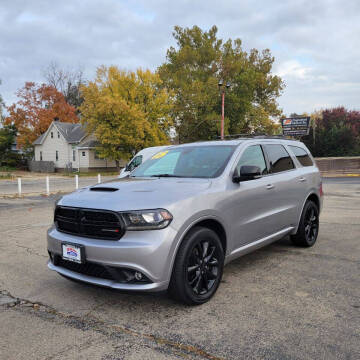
[221,91,225,140]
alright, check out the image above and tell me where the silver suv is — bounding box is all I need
[48,138,323,304]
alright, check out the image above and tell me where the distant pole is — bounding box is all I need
[46,176,50,196]
[218,80,230,140]
[75,175,79,189]
[17,178,22,196]
[98,174,101,184]
[221,92,225,140]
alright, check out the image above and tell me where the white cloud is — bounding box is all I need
[275,61,314,81]
[0,0,359,115]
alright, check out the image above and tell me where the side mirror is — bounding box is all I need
[233,165,262,183]
[125,164,130,172]
[232,167,241,183]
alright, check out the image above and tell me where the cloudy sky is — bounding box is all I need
[1,0,359,115]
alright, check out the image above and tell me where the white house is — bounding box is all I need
[33,120,119,172]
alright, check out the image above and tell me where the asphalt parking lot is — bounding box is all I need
[0,178,359,360]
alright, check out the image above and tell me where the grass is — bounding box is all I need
[0,173,14,180]
[0,166,17,172]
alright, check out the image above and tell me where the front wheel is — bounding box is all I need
[291,200,319,247]
[169,227,224,305]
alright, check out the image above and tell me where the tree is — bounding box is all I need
[0,79,4,122]
[158,25,284,142]
[4,82,78,150]
[43,62,85,108]
[80,66,173,165]
[302,107,360,157]
[0,124,16,159]
[0,124,25,168]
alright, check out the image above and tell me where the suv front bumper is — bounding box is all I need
[47,225,178,292]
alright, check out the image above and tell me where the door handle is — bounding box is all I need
[298,177,306,182]
[266,184,275,190]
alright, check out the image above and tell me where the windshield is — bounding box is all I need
[131,145,236,178]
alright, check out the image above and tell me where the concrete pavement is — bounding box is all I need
[0,179,359,359]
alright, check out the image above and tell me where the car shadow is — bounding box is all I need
[59,236,296,308]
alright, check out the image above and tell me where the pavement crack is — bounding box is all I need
[1,289,224,360]
[14,242,48,258]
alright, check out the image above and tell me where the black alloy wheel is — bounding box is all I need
[169,227,224,305]
[304,204,319,244]
[187,239,220,295]
[291,200,319,247]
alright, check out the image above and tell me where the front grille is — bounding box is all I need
[55,206,125,240]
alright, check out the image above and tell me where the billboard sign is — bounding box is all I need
[281,117,310,136]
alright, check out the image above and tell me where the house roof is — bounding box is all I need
[33,132,46,145]
[33,121,86,145]
[77,139,99,149]
[55,122,86,143]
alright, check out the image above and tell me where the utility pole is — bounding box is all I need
[218,80,231,139]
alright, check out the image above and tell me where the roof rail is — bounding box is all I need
[216,133,297,140]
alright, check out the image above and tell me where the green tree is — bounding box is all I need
[0,79,4,122]
[0,124,22,167]
[302,107,360,157]
[80,66,173,166]
[158,25,284,142]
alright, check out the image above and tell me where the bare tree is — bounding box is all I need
[43,62,85,109]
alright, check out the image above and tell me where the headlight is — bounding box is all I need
[121,209,173,230]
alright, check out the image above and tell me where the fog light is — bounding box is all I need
[134,271,143,281]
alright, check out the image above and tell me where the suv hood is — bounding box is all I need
[58,177,212,211]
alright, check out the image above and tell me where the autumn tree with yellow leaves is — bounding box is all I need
[80,66,173,166]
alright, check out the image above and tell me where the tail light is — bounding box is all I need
[319,181,323,197]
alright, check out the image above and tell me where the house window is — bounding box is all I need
[40,151,43,161]
[73,150,76,162]
[57,131,60,139]
[56,150,59,161]
[82,151,86,156]
[51,132,54,138]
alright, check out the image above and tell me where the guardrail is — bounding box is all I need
[1,174,116,197]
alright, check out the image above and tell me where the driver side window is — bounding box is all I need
[236,145,268,175]
[128,155,143,171]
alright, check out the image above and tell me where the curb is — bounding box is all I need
[321,173,360,178]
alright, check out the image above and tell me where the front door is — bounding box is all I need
[224,144,279,249]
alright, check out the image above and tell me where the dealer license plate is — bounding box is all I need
[62,244,82,263]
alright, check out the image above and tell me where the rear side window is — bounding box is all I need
[289,146,313,167]
[264,144,294,173]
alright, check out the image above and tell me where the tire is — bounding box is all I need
[169,226,224,305]
[291,200,319,247]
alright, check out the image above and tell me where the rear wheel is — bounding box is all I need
[169,227,224,305]
[291,200,319,247]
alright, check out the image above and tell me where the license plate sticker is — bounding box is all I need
[62,244,82,263]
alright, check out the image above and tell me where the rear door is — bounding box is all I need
[287,144,319,218]
[262,143,302,231]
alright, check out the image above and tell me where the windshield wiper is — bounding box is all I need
[150,174,184,178]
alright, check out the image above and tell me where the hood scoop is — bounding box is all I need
[90,187,118,192]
